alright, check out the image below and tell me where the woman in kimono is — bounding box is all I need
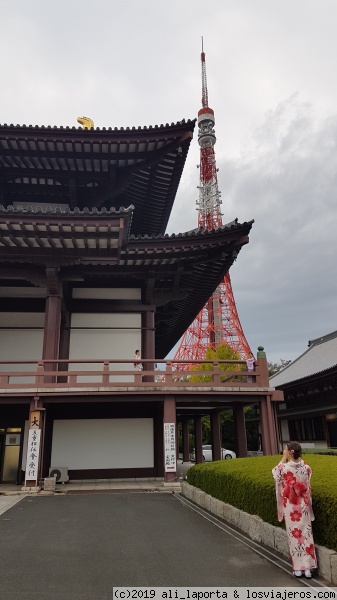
[272,441,317,578]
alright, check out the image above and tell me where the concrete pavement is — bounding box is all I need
[0,493,25,516]
[0,491,309,599]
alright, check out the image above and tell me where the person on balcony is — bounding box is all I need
[134,350,143,371]
[246,353,255,382]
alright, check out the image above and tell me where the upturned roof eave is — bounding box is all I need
[0,118,196,138]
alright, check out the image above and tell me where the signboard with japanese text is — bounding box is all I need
[25,429,41,481]
[30,412,41,429]
[164,423,176,472]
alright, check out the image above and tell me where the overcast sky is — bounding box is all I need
[1,0,337,363]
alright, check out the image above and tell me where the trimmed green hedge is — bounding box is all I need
[186,455,337,552]
[304,449,337,456]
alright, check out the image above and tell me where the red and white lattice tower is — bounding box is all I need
[173,41,252,364]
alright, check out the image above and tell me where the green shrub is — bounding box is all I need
[186,455,337,551]
[303,448,337,456]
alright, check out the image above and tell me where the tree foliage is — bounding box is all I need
[268,359,291,377]
[189,343,244,382]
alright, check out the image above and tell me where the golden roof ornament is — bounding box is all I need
[77,116,94,129]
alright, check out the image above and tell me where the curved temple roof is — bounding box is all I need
[0,118,253,356]
[271,330,337,387]
[0,119,195,236]
[0,203,252,357]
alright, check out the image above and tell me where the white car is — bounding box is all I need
[192,445,236,461]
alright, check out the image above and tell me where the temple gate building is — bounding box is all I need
[0,119,282,487]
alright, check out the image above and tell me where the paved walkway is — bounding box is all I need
[0,476,182,521]
[0,492,308,598]
[0,477,182,494]
[0,494,25,516]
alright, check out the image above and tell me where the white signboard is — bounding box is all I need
[164,423,176,472]
[25,429,41,481]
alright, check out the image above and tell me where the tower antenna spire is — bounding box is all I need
[201,37,208,109]
[173,42,252,364]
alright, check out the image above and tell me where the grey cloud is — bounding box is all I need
[216,97,337,362]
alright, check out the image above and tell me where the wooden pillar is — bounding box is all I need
[142,308,155,381]
[182,418,190,462]
[41,409,53,478]
[43,295,62,361]
[194,415,203,464]
[42,269,62,378]
[210,411,221,461]
[176,422,180,460]
[260,397,272,455]
[266,395,279,455]
[256,346,278,456]
[163,396,177,483]
[233,405,248,458]
[154,406,164,477]
[59,309,71,359]
[58,309,71,382]
[259,395,279,456]
[142,308,155,358]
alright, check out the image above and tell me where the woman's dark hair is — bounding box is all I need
[287,441,302,460]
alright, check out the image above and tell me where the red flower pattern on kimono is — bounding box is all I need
[283,471,296,486]
[290,528,305,544]
[294,481,306,497]
[291,527,302,539]
[283,483,301,505]
[290,509,302,522]
[306,544,316,559]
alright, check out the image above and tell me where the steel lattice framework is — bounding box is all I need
[173,42,252,364]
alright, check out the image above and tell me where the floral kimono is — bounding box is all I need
[272,459,317,571]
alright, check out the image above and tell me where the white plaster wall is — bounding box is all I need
[50,418,154,469]
[69,313,141,381]
[0,313,44,380]
[72,288,141,300]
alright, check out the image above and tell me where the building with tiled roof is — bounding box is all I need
[271,331,337,449]
[0,120,281,488]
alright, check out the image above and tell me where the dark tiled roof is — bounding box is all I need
[0,210,253,356]
[0,119,196,237]
[0,204,134,258]
[0,119,254,356]
[270,330,337,387]
[0,204,134,216]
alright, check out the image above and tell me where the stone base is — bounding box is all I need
[20,486,40,493]
[43,477,57,492]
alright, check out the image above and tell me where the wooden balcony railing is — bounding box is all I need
[0,358,267,392]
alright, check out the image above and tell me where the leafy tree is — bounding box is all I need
[268,359,291,377]
[189,343,244,382]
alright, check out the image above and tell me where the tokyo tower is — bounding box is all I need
[174,41,252,364]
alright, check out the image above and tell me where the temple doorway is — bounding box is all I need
[0,428,22,483]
